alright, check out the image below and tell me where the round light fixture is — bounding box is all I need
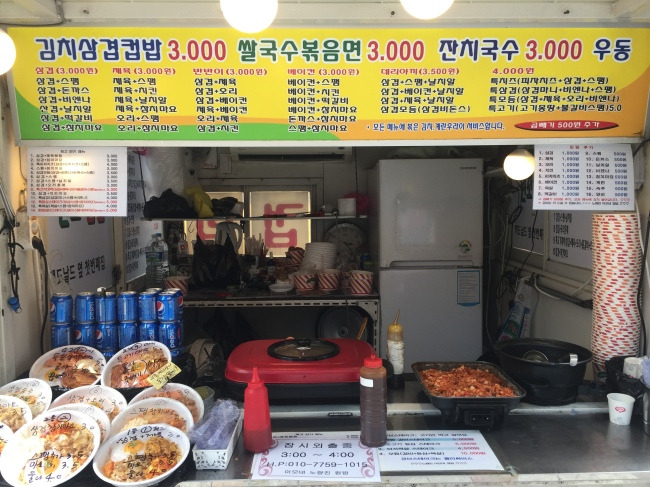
[0,30,16,75]
[400,0,455,19]
[503,148,536,180]
[220,0,278,33]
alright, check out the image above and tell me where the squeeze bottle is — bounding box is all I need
[243,367,273,453]
[386,310,405,389]
[359,354,387,447]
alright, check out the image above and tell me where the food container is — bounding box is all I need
[0,395,32,433]
[129,383,205,423]
[93,423,189,487]
[49,384,127,424]
[110,397,194,436]
[0,378,52,416]
[0,422,13,457]
[0,409,101,487]
[494,338,592,405]
[47,404,111,444]
[412,361,525,429]
[29,345,105,391]
[192,410,243,470]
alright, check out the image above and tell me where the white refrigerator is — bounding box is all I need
[368,159,484,367]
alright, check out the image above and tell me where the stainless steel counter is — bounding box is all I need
[179,381,650,487]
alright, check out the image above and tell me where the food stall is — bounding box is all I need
[0,0,650,485]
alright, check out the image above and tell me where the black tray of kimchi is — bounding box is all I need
[412,361,526,429]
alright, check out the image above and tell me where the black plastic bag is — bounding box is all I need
[605,355,645,416]
[143,188,197,219]
[192,235,241,289]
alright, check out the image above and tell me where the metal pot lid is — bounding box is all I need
[267,338,340,361]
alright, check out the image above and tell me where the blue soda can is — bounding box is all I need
[118,321,138,348]
[166,288,184,317]
[117,291,138,322]
[102,350,116,362]
[169,348,182,358]
[50,323,71,349]
[156,291,178,322]
[50,293,73,323]
[74,292,96,323]
[138,292,158,322]
[138,321,158,341]
[96,292,117,323]
[95,322,118,352]
[73,322,96,347]
[159,320,181,350]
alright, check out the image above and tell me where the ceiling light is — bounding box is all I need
[220,0,278,33]
[400,0,455,19]
[0,30,16,75]
[503,148,536,180]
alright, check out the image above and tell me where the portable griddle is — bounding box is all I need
[225,338,376,402]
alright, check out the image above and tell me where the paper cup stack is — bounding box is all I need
[349,270,374,295]
[300,242,337,271]
[318,269,341,291]
[164,275,189,295]
[591,213,642,380]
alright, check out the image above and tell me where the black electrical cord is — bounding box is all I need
[633,137,650,157]
[32,237,48,355]
[637,214,650,357]
[137,151,147,203]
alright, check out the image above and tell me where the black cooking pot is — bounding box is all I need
[494,338,592,406]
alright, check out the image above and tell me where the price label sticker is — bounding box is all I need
[146,362,182,389]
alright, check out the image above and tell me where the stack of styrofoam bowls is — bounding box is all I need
[591,213,642,382]
[300,242,337,271]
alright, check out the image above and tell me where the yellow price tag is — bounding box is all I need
[146,362,182,389]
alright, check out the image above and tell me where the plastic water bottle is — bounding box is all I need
[145,233,169,288]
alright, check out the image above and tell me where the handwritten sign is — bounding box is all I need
[146,362,182,389]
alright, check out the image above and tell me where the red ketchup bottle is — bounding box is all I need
[243,366,273,453]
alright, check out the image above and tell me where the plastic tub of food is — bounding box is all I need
[412,361,525,429]
[110,397,194,437]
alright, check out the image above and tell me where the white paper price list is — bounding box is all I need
[27,147,128,216]
[534,144,634,211]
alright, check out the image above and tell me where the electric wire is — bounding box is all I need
[39,256,49,355]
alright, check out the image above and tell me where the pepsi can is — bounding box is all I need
[50,323,71,349]
[169,348,182,358]
[50,293,73,323]
[74,292,96,323]
[166,288,184,317]
[156,291,178,322]
[138,292,158,322]
[102,350,116,361]
[95,322,118,352]
[96,292,117,323]
[138,321,158,341]
[118,321,138,348]
[159,320,181,350]
[73,322,96,347]
[117,291,138,322]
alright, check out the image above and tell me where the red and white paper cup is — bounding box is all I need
[163,276,189,296]
[349,270,374,295]
[318,269,340,291]
[292,272,316,291]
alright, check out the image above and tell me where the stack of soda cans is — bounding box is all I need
[50,293,73,348]
[73,292,96,348]
[117,291,139,349]
[138,290,159,342]
[155,288,183,358]
[95,290,118,361]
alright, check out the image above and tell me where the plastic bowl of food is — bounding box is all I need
[0,379,52,417]
[48,404,111,445]
[129,384,204,423]
[0,422,13,458]
[110,397,194,437]
[0,395,33,433]
[49,384,127,424]
[101,342,171,398]
[93,423,189,487]
[0,409,101,487]
[29,345,105,390]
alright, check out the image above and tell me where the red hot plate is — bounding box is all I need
[225,338,376,402]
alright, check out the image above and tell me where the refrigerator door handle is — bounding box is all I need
[388,260,478,268]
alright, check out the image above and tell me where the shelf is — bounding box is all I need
[142,215,367,222]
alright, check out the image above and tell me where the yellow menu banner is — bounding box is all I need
[7,27,650,143]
